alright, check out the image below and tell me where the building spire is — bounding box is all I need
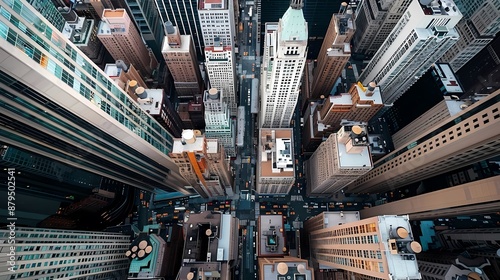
[290,0,304,10]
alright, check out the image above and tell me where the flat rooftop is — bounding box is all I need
[258,215,286,257]
[137,89,163,115]
[337,138,372,168]
[102,9,125,18]
[162,33,192,53]
[260,129,295,178]
[172,134,205,153]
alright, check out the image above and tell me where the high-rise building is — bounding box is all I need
[154,0,205,59]
[204,45,237,117]
[257,215,287,257]
[381,63,464,149]
[307,213,422,279]
[417,251,492,280]
[0,0,190,194]
[440,0,500,71]
[353,0,412,56]
[392,94,477,150]
[305,124,372,196]
[0,227,130,279]
[175,211,239,280]
[203,88,236,157]
[310,4,355,99]
[26,0,66,32]
[259,0,342,58]
[26,0,108,66]
[257,128,295,194]
[124,0,166,62]
[198,0,236,47]
[134,88,184,138]
[260,0,308,128]
[345,90,500,195]
[317,83,383,133]
[162,21,204,99]
[169,129,233,198]
[359,0,462,104]
[258,257,314,280]
[359,177,500,220]
[97,9,159,76]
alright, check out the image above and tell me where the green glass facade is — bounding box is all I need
[0,0,191,194]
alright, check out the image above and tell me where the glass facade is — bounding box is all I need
[0,0,173,155]
[0,0,192,193]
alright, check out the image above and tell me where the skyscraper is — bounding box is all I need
[307,213,422,279]
[257,128,295,194]
[317,83,383,133]
[203,88,236,157]
[169,129,233,198]
[0,0,190,194]
[440,0,500,71]
[381,63,464,149]
[353,0,412,56]
[26,0,66,32]
[162,21,204,99]
[154,0,205,59]
[260,0,308,128]
[259,0,342,58]
[310,4,355,100]
[359,176,500,220]
[124,0,166,61]
[0,227,130,279]
[197,0,236,47]
[97,9,159,76]
[305,124,372,196]
[204,45,237,117]
[359,0,462,104]
[345,90,500,195]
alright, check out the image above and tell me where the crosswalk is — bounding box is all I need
[290,195,304,201]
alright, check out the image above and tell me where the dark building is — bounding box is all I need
[124,0,166,62]
[155,0,205,60]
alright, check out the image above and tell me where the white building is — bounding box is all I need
[306,124,372,196]
[440,0,500,71]
[257,128,295,194]
[359,0,462,104]
[204,45,237,116]
[197,0,236,47]
[260,0,308,128]
[353,0,413,55]
[204,88,236,157]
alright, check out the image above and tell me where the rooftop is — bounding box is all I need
[258,215,286,257]
[259,257,314,280]
[102,9,125,18]
[137,89,163,115]
[433,63,463,94]
[280,6,308,41]
[171,131,205,153]
[260,129,295,178]
[162,33,192,53]
[321,211,360,228]
[419,0,461,16]
[199,0,226,10]
[182,211,222,262]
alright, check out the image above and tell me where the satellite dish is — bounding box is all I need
[450,95,460,100]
